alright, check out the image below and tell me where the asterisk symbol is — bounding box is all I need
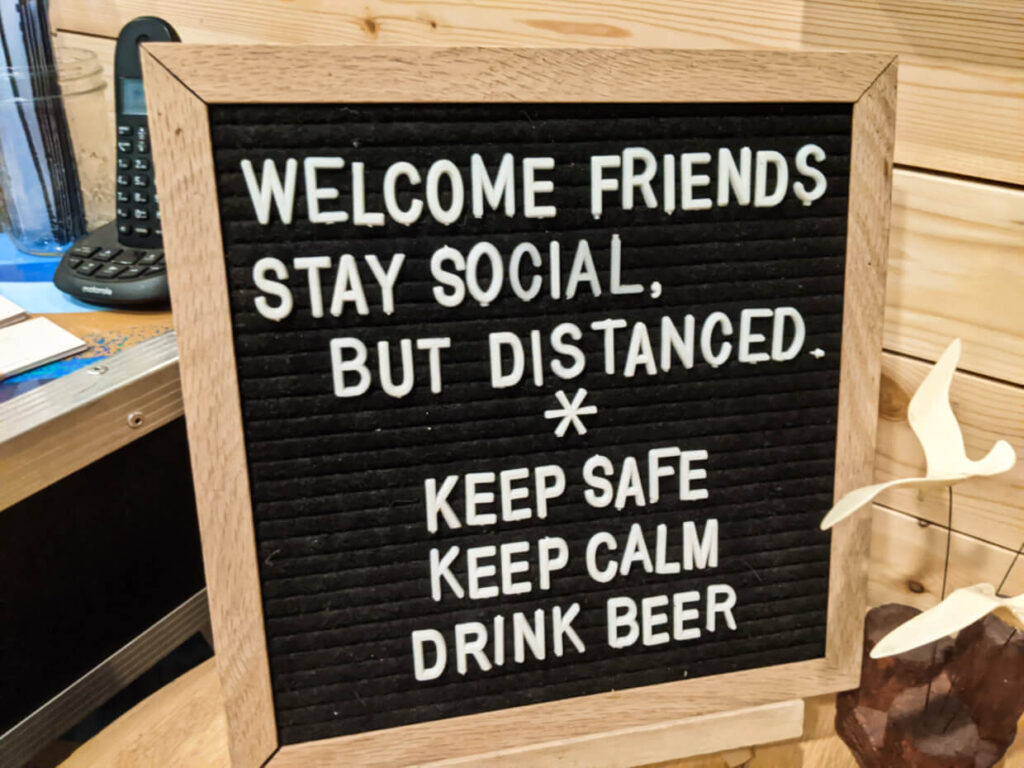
[544,388,598,437]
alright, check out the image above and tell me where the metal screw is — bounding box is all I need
[87,365,108,375]
[127,411,145,428]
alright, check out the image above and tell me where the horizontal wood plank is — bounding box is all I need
[875,351,1024,549]
[896,57,1024,183]
[47,0,1023,67]
[145,45,887,103]
[885,169,1024,385]
[50,0,1024,182]
[869,504,1024,610]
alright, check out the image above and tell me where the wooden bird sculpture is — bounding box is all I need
[820,338,1016,531]
[871,583,1024,658]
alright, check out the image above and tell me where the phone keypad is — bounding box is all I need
[115,117,161,248]
[71,249,163,281]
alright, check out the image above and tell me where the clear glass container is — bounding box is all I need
[0,45,108,255]
[59,47,113,232]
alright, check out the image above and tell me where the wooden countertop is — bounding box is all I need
[55,657,1024,768]
[46,306,173,346]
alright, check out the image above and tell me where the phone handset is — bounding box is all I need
[114,17,179,249]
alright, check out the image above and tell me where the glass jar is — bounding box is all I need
[0,44,108,255]
[58,47,113,232]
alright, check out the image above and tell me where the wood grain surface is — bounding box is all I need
[875,353,1024,550]
[49,0,1024,183]
[870,504,1024,611]
[63,667,819,768]
[824,57,895,676]
[885,169,1024,386]
[142,52,278,768]
[145,45,890,103]
[59,658,231,768]
[43,308,172,344]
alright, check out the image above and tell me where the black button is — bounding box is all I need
[133,208,149,220]
[138,251,162,265]
[117,124,131,136]
[145,265,166,275]
[115,251,139,265]
[95,248,122,262]
[155,209,161,220]
[117,174,130,186]
[97,264,125,279]
[134,126,147,141]
[152,192,159,205]
[132,174,149,187]
[117,206,131,219]
[76,261,101,275]
[70,245,98,257]
[117,157,130,170]
[132,191,149,204]
[132,157,150,171]
[67,257,82,268]
[117,140,132,153]
[135,140,149,154]
[116,190,130,203]
[119,266,146,279]
[118,224,133,237]
[134,227,151,237]
[154,228,162,237]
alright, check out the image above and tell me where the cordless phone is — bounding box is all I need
[114,17,178,248]
[54,17,179,307]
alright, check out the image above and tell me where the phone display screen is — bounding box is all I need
[120,78,146,116]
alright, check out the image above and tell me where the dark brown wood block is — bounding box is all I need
[837,603,1024,768]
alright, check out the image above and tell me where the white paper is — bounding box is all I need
[0,294,27,328]
[0,317,87,379]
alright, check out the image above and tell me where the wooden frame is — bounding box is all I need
[143,46,896,768]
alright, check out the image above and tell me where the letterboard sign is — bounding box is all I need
[146,47,895,767]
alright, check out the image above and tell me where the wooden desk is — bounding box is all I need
[57,659,1024,768]
[46,306,173,357]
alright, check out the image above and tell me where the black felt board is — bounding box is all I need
[208,102,851,745]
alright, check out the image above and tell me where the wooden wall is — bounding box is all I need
[50,0,1024,740]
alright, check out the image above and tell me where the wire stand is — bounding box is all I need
[924,486,955,714]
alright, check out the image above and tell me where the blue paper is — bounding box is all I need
[0,234,111,313]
